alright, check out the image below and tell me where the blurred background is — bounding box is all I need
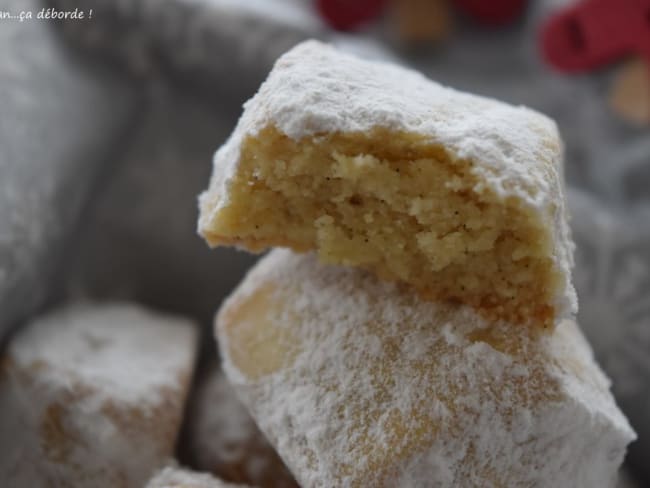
[1,0,649,485]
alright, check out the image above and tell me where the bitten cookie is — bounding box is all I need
[187,366,297,487]
[216,250,634,488]
[0,303,198,487]
[199,40,576,328]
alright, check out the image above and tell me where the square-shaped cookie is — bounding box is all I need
[198,40,576,329]
[216,250,634,488]
[0,303,198,487]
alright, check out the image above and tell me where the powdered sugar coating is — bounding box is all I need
[0,302,199,487]
[217,250,634,487]
[199,40,576,322]
[146,465,251,488]
[7,303,198,404]
[187,366,297,487]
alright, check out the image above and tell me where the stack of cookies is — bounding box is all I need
[198,40,636,487]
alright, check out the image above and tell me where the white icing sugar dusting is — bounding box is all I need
[198,40,577,322]
[0,302,199,487]
[9,302,198,405]
[146,464,250,488]
[218,249,634,488]
[188,366,297,487]
[200,40,564,211]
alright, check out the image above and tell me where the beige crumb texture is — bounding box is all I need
[198,40,576,329]
[0,303,198,488]
[216,250,634,488]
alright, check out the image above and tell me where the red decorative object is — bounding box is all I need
[452,0,528,26]
[541,0,650,73]
[316,0,388,31]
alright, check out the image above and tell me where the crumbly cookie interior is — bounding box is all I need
[203,125,560,328]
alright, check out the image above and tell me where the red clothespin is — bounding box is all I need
[317,0,527,33]
[541,0,650,73]
[316,0,388,31]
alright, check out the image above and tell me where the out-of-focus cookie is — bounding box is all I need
[0,303,198,487]
[187,366,297,488]
[146,464,252,488]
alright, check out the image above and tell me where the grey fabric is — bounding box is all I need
[0,0,138,338]
[48,0,326,99]
[570,190,650,481]
[62,83,256,328]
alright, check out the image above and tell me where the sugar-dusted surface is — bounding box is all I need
[198,40,576,324]
[201,39,565,206]
[146,465,251,488]
[0,302,198,487]
[217,250,634,488]
[187,366,297,487]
